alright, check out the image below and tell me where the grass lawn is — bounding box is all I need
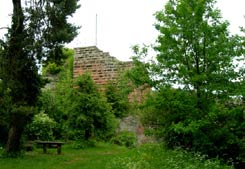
[0,142,130,169]
[0,142,233,169]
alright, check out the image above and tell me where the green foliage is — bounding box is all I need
[127,45,152,87]
[105,82,129,118]
[40,50,120,142]
[62,48,75,74]
[42,48,74,75]
[25,0,80,65]
[3,105,35,156]
[68,73,117,141]
[0,142,233,169]
[107,144,233,169]
[130,0,245,168]
[111,131,137,148]
[0,0,79,155]
[142,87,245,168]
[43,62,63,75]
[38,48,75,139]
[142,87,196,138]
[0,82,11,145]
[26,112,57,141]
[154,0,242,110]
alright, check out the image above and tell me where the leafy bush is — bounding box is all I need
[26,112,57,141]
[111,131,137,148]
[142,87,245,168]
[68,73,117,141]
[37,90,67,139]
[162,104,245,168]
[43,62,62,75]
[62,48,74,73]
[39,49,118,142]
[105,82,129,118]
[38,48,76,140]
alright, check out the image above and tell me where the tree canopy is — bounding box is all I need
[129,0,244,167]
[154,0,242,111]
[0,0,80,155]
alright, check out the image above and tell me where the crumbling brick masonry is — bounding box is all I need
[73,46,132,86]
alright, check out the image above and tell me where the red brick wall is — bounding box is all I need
[73,46,150,102]
[73,46,133,85]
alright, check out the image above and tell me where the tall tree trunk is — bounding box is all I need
[5,0,26,155]
[5,106,33,155]
[6,125,24,154]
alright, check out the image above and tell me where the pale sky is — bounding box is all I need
[0,0,245,61]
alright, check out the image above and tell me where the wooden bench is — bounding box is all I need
[36,141,64,154]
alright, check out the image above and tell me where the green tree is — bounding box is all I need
[128,45,152,88]
[154,0,242,111]
[0,81,11,146]
[68,73,117,141]
[25,0,80,65]
[25,112,57,141]
[139,0,244,167]
[0,0,79,155]
[38,48,75,139]
[105,81,129,118]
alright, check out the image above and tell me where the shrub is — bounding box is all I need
[105,82,129,118]
[26,112,57,141]
[111,131,137,148]
[43,62,62,75]
[142,87,245,168]
[68,74,117,141]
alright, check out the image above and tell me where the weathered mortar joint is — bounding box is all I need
[73,46,133,85]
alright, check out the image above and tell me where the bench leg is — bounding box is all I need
[57,144,61,154]
[43,144,47,153]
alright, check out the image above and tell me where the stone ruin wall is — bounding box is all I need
[73,46,133,86]
[73,46,151,144]
[73,46,150,103]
